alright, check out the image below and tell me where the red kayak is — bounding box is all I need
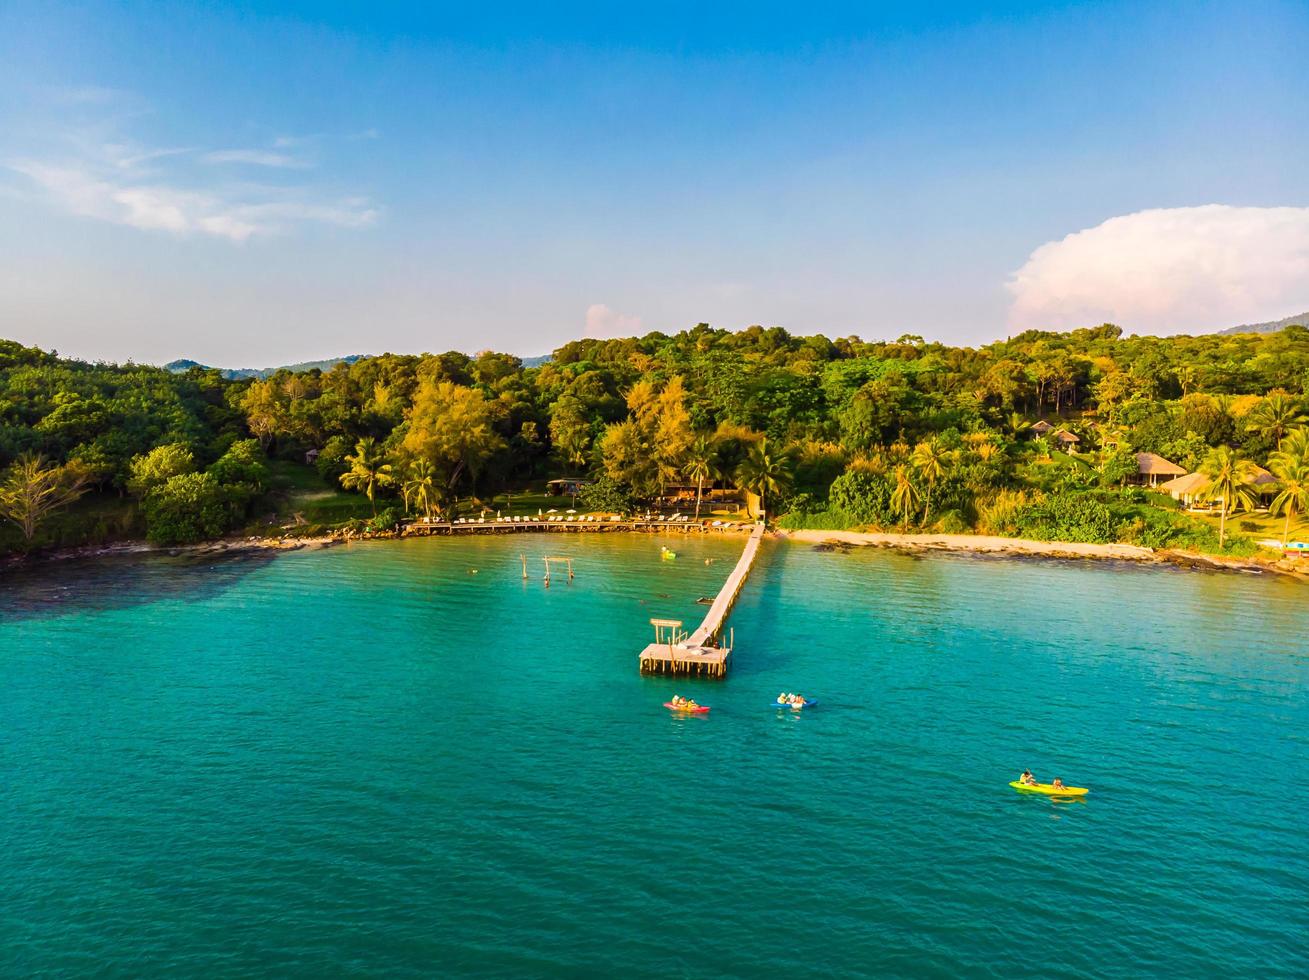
[664,702,710,713]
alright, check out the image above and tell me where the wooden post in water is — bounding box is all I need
[545,556,574,583]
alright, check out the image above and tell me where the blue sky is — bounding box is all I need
[1,1,1307,365]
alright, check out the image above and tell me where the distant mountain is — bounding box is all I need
[1218,312,1309,335]
[164,351,551,378]
[163,355,367,380]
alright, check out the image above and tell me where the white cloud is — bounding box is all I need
[202,148,307,168]
[585,303,643,339]
[6,105,378,242]
[9,158,375,242]
[1007,205,1309,332]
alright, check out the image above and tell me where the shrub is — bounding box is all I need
[976,490,1032,535]
[142,472,237,545]
[368,507,402,533]
[315,435,353,484]
[208,439,267,491]
[1015,493,1117,543]
[934,508,971,534]
[127,443,196,498]
[829,469,896,526]
[578,475,634,514]
[775,508,855,531]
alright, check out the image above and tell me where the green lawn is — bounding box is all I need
[266,458,335,493]
[1191,508,1309,547]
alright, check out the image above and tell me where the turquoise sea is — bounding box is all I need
[3,534,1308,978]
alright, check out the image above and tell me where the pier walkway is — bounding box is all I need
[638,523,765,678]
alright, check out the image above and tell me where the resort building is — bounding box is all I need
[1157,472,1209,506]
[1131,452,1187,487]
[1030,420,1054,436]
[1157,464,1278,508]
[546,478,589,497]
[1052,429,1081,448]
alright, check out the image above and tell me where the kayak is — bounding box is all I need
[664,702,709,713]
[771,700,818,709]
[1009,781,1088,797]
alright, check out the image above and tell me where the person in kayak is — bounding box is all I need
[1051,777,1065,791]
[1019,769,1037,786]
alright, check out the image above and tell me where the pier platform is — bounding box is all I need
[638,524,764,678]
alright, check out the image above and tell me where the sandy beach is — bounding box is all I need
[779,529,1155,560]
[777,528,1308,580]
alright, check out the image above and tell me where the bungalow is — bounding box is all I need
[1030,420,1054,436]
[1158,465,1277,508]
[1157,472,1211,507]
[1052,429,1081,448]
[546,478,589,497]
[1131,452,1186,487]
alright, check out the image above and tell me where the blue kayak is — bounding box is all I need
[771,700,818,709]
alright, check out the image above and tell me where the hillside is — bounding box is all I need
[163,355,367,380]
[1218,312,1309,335]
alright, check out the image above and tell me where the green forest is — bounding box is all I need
[3,322,1309,557]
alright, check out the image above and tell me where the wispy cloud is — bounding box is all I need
[5,96,378,242]
[585,303,643,339]
[202,148,308,169]
[1008,205,1309,333]
[10,159,376,241]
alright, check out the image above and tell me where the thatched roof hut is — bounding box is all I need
[1157,471,1210,504]
[1248,465,1277,486]
[1053,429,1080,445]
[1031,420,1054,435]
[1136,452,1186,477]
[1133,452,1186,486]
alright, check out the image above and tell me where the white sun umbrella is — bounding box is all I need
[566,508,577,514]
[538,508,543,517]
[547,508,558,513]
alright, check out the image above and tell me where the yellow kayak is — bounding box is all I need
[1009,781,1088,797]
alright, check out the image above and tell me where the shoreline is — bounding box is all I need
[4,522,1304,583]
[0,519,754,571]
[777,529,1308,580]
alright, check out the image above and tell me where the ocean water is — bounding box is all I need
[2,534,1307,978]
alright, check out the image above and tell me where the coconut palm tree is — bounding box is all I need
[1245,393,1307,450]
[1269,453,1309,547]
[339,437,394,515]
[404,458,438,520]
[682,434,719,520]
[910,439,951,517]
[735,437,793,520]
[1006,412,1027,440]
[890,465,922,529]
[1281,426,1309,461]
[1197,446,1258,549]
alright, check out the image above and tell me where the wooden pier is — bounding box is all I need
[638,524,764,678]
